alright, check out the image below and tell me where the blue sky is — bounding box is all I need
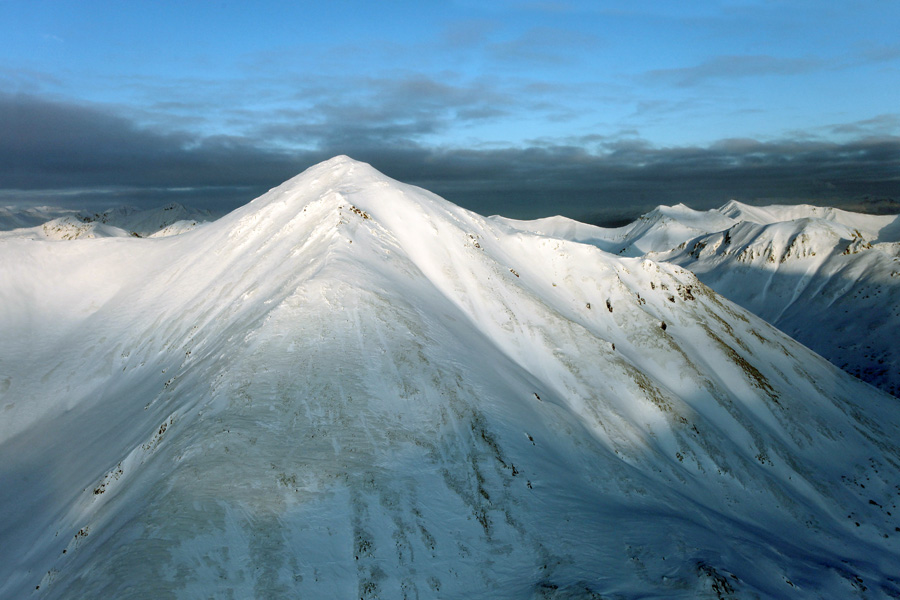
[1,0,898,221]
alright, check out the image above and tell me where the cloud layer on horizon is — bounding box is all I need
[2,93,898,223]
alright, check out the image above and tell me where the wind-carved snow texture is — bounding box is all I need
[2,157,900,598]
[501,201,900,398]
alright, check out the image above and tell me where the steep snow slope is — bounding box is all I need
[2,158,900,598]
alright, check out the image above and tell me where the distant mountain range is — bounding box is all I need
[500,200,900,398]
[2,158,898,598]
[0,203,213,240]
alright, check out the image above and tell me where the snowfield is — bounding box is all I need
[2,157,900,598]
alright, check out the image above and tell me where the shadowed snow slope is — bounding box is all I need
[2,157,900,598]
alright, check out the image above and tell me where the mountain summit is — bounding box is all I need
[2,157,899,598]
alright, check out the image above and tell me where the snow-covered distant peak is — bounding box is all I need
[0,205,82,231]
[658,203,900,398]
[643,203,736,231]
[586,203,734,256]
[0,202,214,240]
[496,203,737,257]
[0,215,134,240]
[86,202,213,237]
[681,217,863,266]
[718,199,899,241]
[633,204,736,233]
[490,214,627,253]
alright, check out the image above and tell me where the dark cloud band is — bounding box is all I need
[2,93,898,222]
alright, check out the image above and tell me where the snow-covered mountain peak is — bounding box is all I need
[643,202,736,232]
[242,155,398,213]
[717,199,751,217]
[4,158,900,598]
[219,156,453,244]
